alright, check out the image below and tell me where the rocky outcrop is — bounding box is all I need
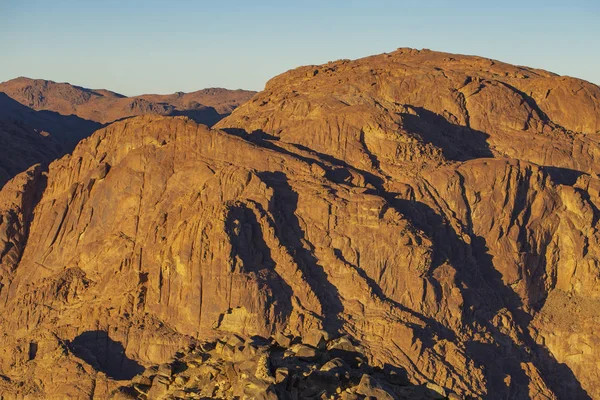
[0,49,598,399]
[113,333,453,400]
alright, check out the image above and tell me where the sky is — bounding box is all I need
[0,0,598,95]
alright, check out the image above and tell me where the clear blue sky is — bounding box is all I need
[1,0,598,95]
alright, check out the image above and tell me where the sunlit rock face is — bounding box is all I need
[0,49,599,399]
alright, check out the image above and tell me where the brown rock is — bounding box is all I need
[158,363,173,378]
[147,375,170,398]
[274,331,294,348]
[303,329,328,349]
[275,368,288,383]
[290,344,318,361]
[320,357,348,372]
[426,382,448,399]
[327,337,357,353]
[0,48,599,399]
[131,374,152,386]
[356,374,395,400]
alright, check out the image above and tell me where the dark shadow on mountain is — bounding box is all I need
[169,106,227,127]
[257,171,344,334]
[220,127,279,142]
[0,92,102,188]
[0,92,102,147]
[220,128,384,189]
[225,204,293,326]
[70,330,144,380]
[222,128,346,185]
[543,166,586,186]
[400,106,493,161]
[100,107,229,128]
[292,143,385,188]
[390,198,591,399]
[0,119,61,189]
[88,89,127,98]
[496,82,552,123]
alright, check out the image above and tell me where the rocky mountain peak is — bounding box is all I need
[0,49,598,399]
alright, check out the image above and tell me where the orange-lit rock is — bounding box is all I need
[0,49,598,399]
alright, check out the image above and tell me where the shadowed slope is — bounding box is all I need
[0,93,101,188]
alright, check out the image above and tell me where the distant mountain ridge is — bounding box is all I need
[0,77,256,188]
[0,77,256,124]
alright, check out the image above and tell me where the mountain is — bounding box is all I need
[0,77,256,124]
[0,49,599,399]
[0,78,256,189]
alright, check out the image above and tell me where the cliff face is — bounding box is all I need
[0,49,599,399]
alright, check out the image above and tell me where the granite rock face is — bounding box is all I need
[0,49,599,399]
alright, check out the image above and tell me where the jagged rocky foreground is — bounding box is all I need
[0,48,599,399]
[113,332,452,399]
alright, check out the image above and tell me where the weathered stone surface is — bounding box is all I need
[115,334,448,400]
[304,329,328,349]
[218,48,600,175]
[274,331,294,348]
[356,374,395,400]
[290,344,318,361]
[0,48,598,399]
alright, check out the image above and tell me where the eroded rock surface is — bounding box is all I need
[0,49,599,399]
